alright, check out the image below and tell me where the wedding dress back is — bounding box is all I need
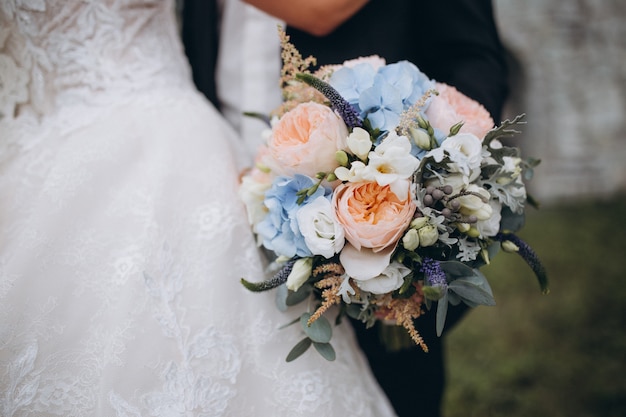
[0,1,396,416]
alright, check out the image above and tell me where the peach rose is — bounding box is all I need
[332,181,416,252]
[267,102,348,178]
[425,82,495,139]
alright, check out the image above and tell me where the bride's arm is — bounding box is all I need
[243,0,369,37]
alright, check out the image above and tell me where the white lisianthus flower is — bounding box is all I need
[347,127,372,160]
[334,160,370,182]
[296,196,345,258]
[354,261,411,294]
[365,131,420,200]
[427,133,482,179]
[287,258,313,292]
[476,200,502,238]
[456,184,493,220]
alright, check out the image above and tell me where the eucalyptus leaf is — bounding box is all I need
[286,337,312,362]
[439,260,475,280]
[313,342,336,361]
[286,283,313,306]
[448,277,496,307]
[436,292,449,337]
[447,291,462,306]
[300,313,332,343]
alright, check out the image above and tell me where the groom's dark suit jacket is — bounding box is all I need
[182,1,508,416]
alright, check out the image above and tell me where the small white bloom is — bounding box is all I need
[428,133,482,179]
[334,160,371,182]
[286,258,313,292]
[347,127,372,160]
[365,131,420,199]
[296,196,345,258]
[354,262,411,294]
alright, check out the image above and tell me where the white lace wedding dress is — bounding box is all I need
[0,1,396,416]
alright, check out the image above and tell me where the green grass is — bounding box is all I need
[443,194,626,417]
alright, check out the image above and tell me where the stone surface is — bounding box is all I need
[495,0,626,203]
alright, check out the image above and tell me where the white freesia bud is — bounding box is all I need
[335,150,349,167]
[501,240,520,253]
[334,161,370,183]
[402,228,420,251]
[347,127,372,160]
[417,224,439,247]
[409,127,432,150]
[466,226,481,238]
[456,222,471,233]
[410,216,429,230]
[287,258,313,292]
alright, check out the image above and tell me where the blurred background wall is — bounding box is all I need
[495,0,626,203]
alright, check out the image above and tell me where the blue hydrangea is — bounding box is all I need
[256,175,330,258]
[330,61,435,133]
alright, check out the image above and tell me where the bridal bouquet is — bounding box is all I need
[239,30,548,361]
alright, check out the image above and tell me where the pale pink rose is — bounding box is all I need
[267,102,348,178]
[332,181,416,252]
[316,55,386,78]
[425,82,495,139]
[341,55,386,70]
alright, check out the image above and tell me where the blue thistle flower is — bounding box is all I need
[241,259,297,292]
[420,258,448,289]
[295,73,364,130]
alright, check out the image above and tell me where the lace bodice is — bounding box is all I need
[0,0,190,121]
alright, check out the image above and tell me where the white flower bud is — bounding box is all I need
[409,127,432,150]
[402,228,420,251]
[347,127,372,160]
[335,150,349,167]
[501,240,520,253]
[410,216,430,230]
[418,224,439,247]
[286,258,313,292]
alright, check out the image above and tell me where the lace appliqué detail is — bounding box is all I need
[0,0,189,121]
